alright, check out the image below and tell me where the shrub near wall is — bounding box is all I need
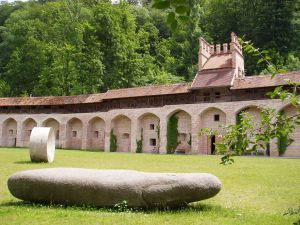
[136,129,143,153]
[167,113,179,154]
[110,129,117,152]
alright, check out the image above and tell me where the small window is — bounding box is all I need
[204,92,210,102]
[94,131,99,138]
[214,114,220,121]
[149,124,155,130]
[28,130,32,135]
[215,92,220,99]
[8,129,13,135]
[56,130,59,139]
[150,138,156,146]
[72,131,77,138]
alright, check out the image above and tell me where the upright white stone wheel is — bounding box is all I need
[29,127,56,163]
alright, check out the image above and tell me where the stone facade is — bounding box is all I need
[0,99,297,156]
[0,33,299,157]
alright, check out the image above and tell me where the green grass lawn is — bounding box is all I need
[0,148,299,225]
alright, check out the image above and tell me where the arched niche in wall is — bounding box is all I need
[66,117,83,149]
[166,109,191,154]
[279,104,300,157]
[2,118,17,147]
[111,115,131,152]
[22,118,37,147]
[137,113,160,154]
[42,118,60,148]
[235,105,269,156]
[199,107,226,155]
[87,117,105,151]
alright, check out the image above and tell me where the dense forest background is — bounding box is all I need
[0,0,299,97]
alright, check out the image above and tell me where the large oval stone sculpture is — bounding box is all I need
[29,127,55,163]
[7,168,221,208]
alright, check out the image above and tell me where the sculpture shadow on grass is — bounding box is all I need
[0,200,224,213]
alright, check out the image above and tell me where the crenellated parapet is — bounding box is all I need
[198,32,244,75]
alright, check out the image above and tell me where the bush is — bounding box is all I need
[110,129,117,152]
[166,113,179,154]
[136,129,143,153]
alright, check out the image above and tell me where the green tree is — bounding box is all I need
[201,0,299,75]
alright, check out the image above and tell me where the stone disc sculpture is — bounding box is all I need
[29,127,55,163]
[7,168,221,208]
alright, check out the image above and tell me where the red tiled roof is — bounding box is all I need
[1,71,300,106]
[0,93,105,106]
[231,71,300,89]
[202,53,232,70]
[103,83,191,100]
[0,83,191,106]
[191,68,234,89]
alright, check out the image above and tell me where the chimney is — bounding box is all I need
[198,37,213,71]
[223,43,228,53]
[216,44,221,54]
[230,32,245,77]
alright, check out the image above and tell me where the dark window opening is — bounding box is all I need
[211,135,216,155]
[150,124,155,130]
[150,138,157,146]
[214,114,220,121]
[56,130,59,139]
[72,131,77,138]
[215,92,221,99]
[94,131,99,138]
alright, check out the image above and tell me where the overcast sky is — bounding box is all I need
[4,0,29,2]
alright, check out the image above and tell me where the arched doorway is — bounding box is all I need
[236,106,267,156]
[211,135,216,155]
[200,107,226,155]
[166,110,191,154]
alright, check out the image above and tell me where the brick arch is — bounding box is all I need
[22,118,37,147]
[200,107,226,127]
[235,105,260,116]
[166,109,191,154]
[66,117,83,149]
[235,105,261,125]
[279,104,300,157]
[199,107,226,155]
[166,108,191,119]
[111,115,131,152]
[87,116,105,150]
[137,112,160,154]
[2,118,17,147]
[277,103,295,113]
[42,118,60,147]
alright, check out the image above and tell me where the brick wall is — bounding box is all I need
[0,99,298,157]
